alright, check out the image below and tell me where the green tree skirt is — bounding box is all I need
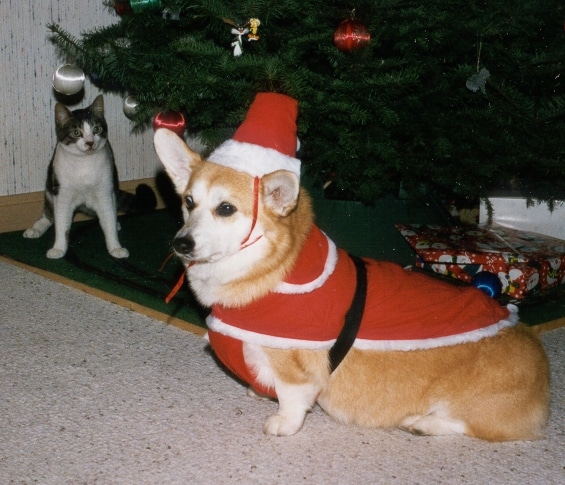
[2,197,562,327]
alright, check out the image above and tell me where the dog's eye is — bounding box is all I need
[184,195,194,211]
[216,202,237,217]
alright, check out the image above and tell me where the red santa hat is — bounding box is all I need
[207,93,301,179]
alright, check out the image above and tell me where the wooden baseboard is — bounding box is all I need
[0,178,165,234]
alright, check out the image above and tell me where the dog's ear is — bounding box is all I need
[261,170,300,217]
[154,128,201,195]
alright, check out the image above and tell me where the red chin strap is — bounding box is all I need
[240,176,262,249]
[165,262,191,304]
[164,176,262,304]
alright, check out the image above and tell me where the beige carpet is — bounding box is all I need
[1,259,564,485]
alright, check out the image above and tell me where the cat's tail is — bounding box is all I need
[117,184,157,214]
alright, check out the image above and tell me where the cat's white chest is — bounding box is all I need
[53,143,113,188]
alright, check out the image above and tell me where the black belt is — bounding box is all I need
[328,254,368,373]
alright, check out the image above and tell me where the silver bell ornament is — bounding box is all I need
[52,64,85,95]
[122,95,139,119]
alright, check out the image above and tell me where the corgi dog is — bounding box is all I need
[153,126,549,441]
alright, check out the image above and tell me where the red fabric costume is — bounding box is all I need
[198,93,517,398]
[206,225,518,398]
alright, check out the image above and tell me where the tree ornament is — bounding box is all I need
[113,0,161,15]
[333,15,371,53]
[162,7,181,20]
[466,68,490,94]
[223,18,249,56]
[231,26,248,56]
[122,95,139,119]
[113,0,132,15]
[52,64,85,95]
[471,271,502,298]
[247,18,261,41]
[153,110,186,137]
[466,39,490,94]
[222,18,261,56]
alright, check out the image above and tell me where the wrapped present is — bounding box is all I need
[396,223,565,299]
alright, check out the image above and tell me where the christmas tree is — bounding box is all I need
[49,0,565,204]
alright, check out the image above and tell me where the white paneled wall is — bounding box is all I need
[0,1,158,196]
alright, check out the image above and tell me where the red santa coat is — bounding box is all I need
[206,226,518,397]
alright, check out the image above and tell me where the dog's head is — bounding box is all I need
[154,128,302,265]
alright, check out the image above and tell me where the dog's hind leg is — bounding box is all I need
[400,402,468,436]
[400,414,467,437]
[263,380,320,436]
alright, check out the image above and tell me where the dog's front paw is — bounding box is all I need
[46,248,66,259]
[263,413,304,436]
[109,247,129,259]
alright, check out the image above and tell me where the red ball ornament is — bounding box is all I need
[153,110,187,137]
[114,0,132,15]
[333,18,371,53]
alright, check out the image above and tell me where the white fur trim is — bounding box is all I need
[208,139,301,179]
[206,305,519,352]
[352,304,519,351]
[274,233,338,294]
[207,315,336,350]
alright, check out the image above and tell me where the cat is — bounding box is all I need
[23,94,156,259]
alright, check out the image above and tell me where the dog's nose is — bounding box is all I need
[173,236,195,256]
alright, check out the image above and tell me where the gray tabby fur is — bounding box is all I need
[24,95,131,259]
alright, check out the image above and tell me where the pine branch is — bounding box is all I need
[47,23,86,59]
[47,0,565,203]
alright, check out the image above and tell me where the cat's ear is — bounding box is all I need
[54,103,73,126]
[91,95,104,116]
[154,128,202,195]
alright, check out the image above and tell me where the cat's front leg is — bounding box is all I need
[23,214,53,239]
[95,195,129,259]
[24,194,54,239]
[47,194,75,259]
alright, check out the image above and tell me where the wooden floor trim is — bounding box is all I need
[0,255,206,338]
[0,178,165,234]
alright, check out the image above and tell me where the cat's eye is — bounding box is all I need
[184,195,194,211]
[72,129,81,137]
[216,202,237,217]
[92,125,102,134]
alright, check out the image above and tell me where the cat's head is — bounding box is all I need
[55,95,109,155]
